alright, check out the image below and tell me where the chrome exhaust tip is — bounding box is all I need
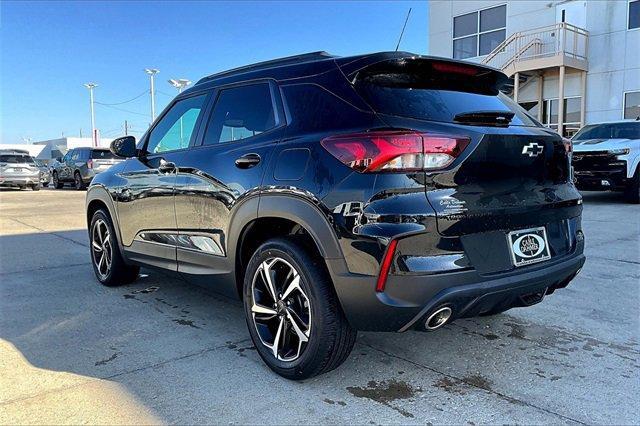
[425,306,452,331]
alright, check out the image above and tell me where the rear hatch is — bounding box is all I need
[0,154,39,176]
[91,149,122,171]
[347,57,580,256]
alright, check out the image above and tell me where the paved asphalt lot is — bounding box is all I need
[0,187,638,425]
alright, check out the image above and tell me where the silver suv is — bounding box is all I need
[0,150,42,191]
[52,147,123,190]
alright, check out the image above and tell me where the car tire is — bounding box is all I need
[89,209,139,287]
[53,172,63,189]
[74,172,86,190]
[31,183,41,191]
[42,182,49,188]
[243,238,357,380]
[624,167,639,204]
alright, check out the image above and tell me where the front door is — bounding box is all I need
[117,93,209,270]
[174,81,285,292]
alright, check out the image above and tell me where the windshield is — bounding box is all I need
[573,122,640,140]
[0,154,35,164]
[91,150,117,159]
[353,59,539,127]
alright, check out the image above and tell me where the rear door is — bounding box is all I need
[174,81,285,287]
[349,57,581,255]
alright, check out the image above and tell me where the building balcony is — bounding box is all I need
[482,23,589,77]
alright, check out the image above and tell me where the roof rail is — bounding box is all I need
[197,51,336,84]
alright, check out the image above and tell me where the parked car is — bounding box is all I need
[86,51,585,380]
[52,147,123,190]
[0,150,41,190]
[34,159,50,187]
[572,120,640,203]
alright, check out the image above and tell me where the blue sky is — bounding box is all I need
[1,1,429,143]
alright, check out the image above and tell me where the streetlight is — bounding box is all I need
[168,78,192,93]
[144,68,160,123]
[84,83,98,147]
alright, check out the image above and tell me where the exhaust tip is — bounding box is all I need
[425,306,452,331]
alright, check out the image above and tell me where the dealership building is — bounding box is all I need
[428,0,640,136]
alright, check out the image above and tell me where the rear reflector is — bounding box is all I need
[376,239,398,292]
[321,131,470,173]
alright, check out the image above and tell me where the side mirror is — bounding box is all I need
[110,136,137,158]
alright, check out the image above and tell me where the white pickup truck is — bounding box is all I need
[572,120,640,203]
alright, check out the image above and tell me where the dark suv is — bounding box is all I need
[86,52,585,379]
[52,147,123,190]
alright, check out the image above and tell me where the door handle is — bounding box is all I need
[235,153,261,169]
[158,159,176,173]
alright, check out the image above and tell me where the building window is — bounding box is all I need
[453,5,506,59]
[624,91,640,119]
[540,97,582,137]
[629,0,640,29]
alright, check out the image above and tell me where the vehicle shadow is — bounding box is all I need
[579,190,628,204]
[1,229,638,424]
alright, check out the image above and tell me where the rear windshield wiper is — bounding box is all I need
[454,111,515,127]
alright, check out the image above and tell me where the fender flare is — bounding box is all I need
[254,194,345,260]
[86,185,125,252]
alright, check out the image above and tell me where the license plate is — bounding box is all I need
[507,226,551,267]
[13,168,23,172]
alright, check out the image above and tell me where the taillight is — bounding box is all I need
[321,130,469,173]
[562,138,573,154]
[87,159,94,169]
[376,239,398,292]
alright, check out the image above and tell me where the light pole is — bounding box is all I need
[168,79,192,147]
[84,83,98,147]
[145,68,160,123]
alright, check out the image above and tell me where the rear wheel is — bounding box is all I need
[624,167,639,204]
[90,209,139,286]
[243,238,356,380]
[74,172,86,190]
[31,183,41,191]
[53,172,63,189]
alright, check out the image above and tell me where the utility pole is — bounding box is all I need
[124,120,129,136]
[145,68,160,123]
[84,83,98,147]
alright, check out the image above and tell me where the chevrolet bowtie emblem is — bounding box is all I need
[522,142,544,157]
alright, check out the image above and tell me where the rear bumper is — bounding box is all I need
[330,233,585,332]
[0,175,39,186]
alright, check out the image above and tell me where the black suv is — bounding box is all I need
[86,52,585,379]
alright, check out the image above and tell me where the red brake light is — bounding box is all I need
[87,159,94,169]
[321,130,470,172]
[431,62,480,76]
[376,239,398,292]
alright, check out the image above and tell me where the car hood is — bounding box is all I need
[572,138,635,151]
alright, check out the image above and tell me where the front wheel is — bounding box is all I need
[624,167,639,204]
[74,172,86,190]
[90,209,139,286]
[243,238,356,380]
[53,172,63,189]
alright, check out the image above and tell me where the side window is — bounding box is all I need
[147,94,207,154]
[202,83,276,145]
[71,150,79,161]
[62,151,72,162]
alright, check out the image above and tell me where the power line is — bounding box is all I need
[94,102,148,117]
[95,90,148,106]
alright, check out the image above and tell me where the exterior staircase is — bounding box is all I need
[482,23,589,77]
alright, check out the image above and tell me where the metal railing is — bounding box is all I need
[482,23,588,70]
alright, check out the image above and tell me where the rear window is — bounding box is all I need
[573,122,640,140]
[353,59,539,127]
[0,154,35,164]
[91,150,117,159]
